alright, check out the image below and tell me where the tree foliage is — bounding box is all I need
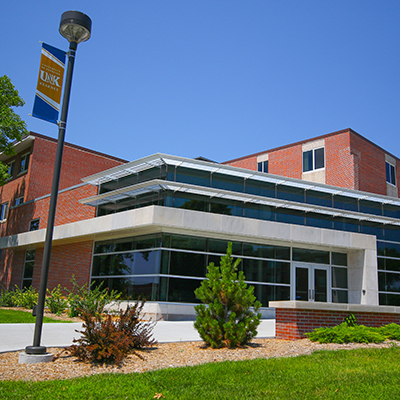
[0,75,28,184]
[194,242,262,348]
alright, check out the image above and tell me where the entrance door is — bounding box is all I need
[293,263,330,302]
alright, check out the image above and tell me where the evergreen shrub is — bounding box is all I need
[306,314,400,344]
[194,242,262,348]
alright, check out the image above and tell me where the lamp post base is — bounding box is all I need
[25,345,47,354]
[19,351,54,364]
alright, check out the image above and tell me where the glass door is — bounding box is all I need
[293,263,330,302]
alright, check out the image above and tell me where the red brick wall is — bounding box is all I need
[0,184,98,237]
[0,249,25,289]
[223,129,400,197]
[325,131,357,190]
[275,308,400,340]
[349,133,388,196]
[32,241,93,291]
[269,145,302,179]
[27,135,125,200]
[225,155,258,170]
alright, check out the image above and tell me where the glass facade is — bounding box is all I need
[90,160,400,306]
[91,233,348,307]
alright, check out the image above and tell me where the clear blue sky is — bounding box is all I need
[2,1,400,163]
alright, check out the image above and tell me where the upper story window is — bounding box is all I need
[29,219,40,231]
[0,202,8,221]
[7,161,15,179]
[386,161,396,186]
[303,147,325,173]
[257,160,268,173]
[15,197,24,206]
[19,153,30,174]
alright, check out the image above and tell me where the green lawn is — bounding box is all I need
[0,309,71,323]
[1,346,400,399]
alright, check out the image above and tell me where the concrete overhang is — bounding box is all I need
[0,136,35,162]
[0,205,377,253]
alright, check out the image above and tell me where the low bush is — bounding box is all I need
[306,323,386,344]
[306,314,400,344]
[45,284,68,315]
[11,285,38,309]
[0,286,16,307]
[380,323,400,340]
[66,276,121,318]
[69,300,157,365]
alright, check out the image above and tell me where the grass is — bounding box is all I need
[1,346,400,399]
[0,309,72,323]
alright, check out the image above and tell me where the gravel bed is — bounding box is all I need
[0,338,397,382]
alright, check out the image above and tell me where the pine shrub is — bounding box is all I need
[69,300,157,365]
[194,242,262,348]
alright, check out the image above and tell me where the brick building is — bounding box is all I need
[1,128,400,330]
[224,128,399,198]
[0,132,126,290]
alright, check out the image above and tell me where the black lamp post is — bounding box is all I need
[25,11,92,355]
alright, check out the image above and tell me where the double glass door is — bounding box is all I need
[293,263,330,302]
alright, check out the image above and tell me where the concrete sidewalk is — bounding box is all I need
[0,320,275,353]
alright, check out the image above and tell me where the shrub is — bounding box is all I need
[194,242,262,348]
[380,323,400,340]
[69,300,157,365]
[45,284,68,315]
[306,323,386,344]
[67,276,121,318]
[12,285,38,309]
[0,286,16,307]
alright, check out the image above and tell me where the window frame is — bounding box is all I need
[29,219,40,231]
[386,161,396,186]
[15,196,24,206]
[7,161,15,179]
[19,153,30,174]
[0,202,9,221]
[257,160,268,173]
[303,147,325,173]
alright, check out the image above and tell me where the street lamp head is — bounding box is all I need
[59,11,91,44]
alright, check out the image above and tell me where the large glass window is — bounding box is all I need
[293,248,330,264]
[305,190,332,207]
[277,186,305,203]
[379,271,400,293]
[22,250,35,288]
[211,172,244,193]
[245,180,275,198]
[175,167,210,187]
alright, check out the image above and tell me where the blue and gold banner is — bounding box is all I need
[32,43,66,124]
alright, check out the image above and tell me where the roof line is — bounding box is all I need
[222,128,400,164]
[28,132,128,163]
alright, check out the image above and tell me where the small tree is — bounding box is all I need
[194,243,262,348]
